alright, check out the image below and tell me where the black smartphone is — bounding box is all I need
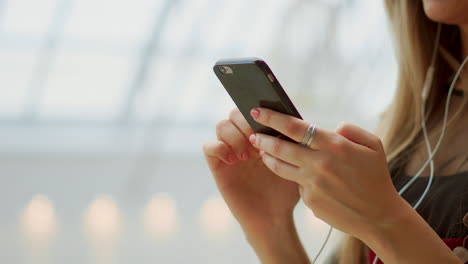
[213,57,302,143]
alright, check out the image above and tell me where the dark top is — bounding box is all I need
[391,168,468,239]
[325,168,468,264]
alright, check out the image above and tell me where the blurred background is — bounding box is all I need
[0,0,398,263]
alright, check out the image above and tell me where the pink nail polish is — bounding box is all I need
[250,108,260,119]
[259,150,265,156]
[249,134,256,145]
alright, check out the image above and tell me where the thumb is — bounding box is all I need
[335,122,383,151]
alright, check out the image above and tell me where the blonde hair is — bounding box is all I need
[338,1,467,263]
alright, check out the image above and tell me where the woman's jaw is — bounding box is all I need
[422,0,468,25]
[422,0,468,58]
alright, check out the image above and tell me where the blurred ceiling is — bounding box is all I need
[0,0,397,154]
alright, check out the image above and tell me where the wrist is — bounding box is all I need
[361,197,461,264]
[364,195,412,241]
[244,213,295,242]
[359,196,413,261]
[244,215,310,264]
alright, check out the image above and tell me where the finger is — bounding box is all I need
[216,119,251,160]
[251,133,329,176]
[298,185,304,197]
[335,122,382,151]
[229,108,258,157]
[229,108,255,138]
[250,107,334,150]
[250,133,310,167]
[261,152,301,183]
[202,140,235,169]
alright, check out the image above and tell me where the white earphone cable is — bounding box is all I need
[412,101,435,211]
[372,76,437,263]
[312,225,333,263]
[397,22,441,197]
[397,56,468,196]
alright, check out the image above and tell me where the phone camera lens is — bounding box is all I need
[219,66,233,75]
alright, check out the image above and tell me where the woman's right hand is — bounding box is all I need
[203,107,300,236]
[203,108,310,263]
[203,108,310,264]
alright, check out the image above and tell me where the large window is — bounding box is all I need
[0,1,397,263]
[0,0,396,153]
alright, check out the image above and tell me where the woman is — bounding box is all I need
[202,1,468,263]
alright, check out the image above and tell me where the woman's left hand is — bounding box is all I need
[248,107,407,240]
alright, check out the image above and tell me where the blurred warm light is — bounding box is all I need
[143,193,178,238]
[303,207,329,233]
[84,195,121,244]
[20,194,58,244]
[199,196,233,238]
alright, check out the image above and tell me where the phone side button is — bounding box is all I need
[267,73,275,83]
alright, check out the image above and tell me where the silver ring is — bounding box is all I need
[300,124,317,147]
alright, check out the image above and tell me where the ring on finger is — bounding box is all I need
[300,124,317,148]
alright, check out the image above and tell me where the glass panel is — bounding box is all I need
[133,55,179,122]
[2,0,57,35]
[0,49,37,117]
[62,0,162,42]
[38,51,133,120]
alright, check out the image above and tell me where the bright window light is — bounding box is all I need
[63,0,162,42]
[2,0,57,35]
[0,49,36,117]
[38,52,133,120]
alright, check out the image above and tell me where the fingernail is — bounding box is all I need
[250,108,260,119]
[259,150,265,156]
[241,151,249,160]
[249,134,256,145]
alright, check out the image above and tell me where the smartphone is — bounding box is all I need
[213,57,302,143]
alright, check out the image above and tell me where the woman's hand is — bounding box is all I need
[202,108,309,263]
[219,108,460,264]
[248,107,406,240]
